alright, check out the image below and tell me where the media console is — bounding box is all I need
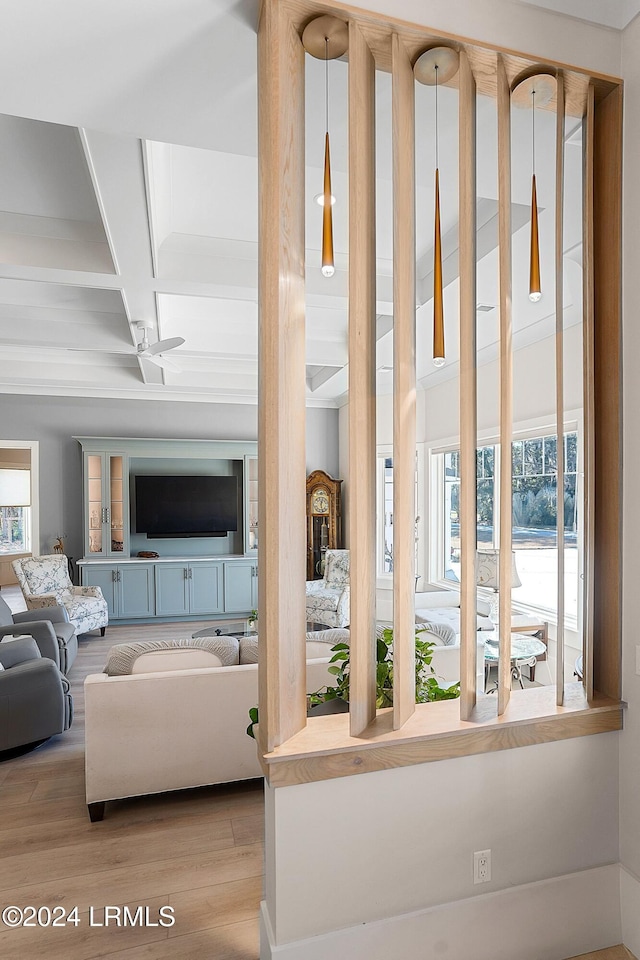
[75,437,258,623]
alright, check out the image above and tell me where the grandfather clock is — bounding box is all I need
[306,470,343,580]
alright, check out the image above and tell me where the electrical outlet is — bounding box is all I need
[473,849,491,884]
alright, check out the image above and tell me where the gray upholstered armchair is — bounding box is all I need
[12,554,108,637]
[0,637,73,753]
[0,595,78,674]
[305,549,350,628]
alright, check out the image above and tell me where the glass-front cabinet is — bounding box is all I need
[244,455,258,555]
[84,452,128,558]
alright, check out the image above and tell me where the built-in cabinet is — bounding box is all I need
[244,455,258,556]
[76,437,259,622]
[155,561,222,617]
[80,557,256,621]
[82,563,154,619]
[223,559,258,613]
[84,452,128,558]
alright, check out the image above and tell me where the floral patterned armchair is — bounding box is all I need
[305,549,350,628]
[12,555,108,638]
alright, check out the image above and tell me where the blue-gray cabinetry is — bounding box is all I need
[82,563,154,619]
[223,560,257,613]
[155,562,222,617]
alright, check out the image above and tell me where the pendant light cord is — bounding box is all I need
[531,88,536,176]
[325,37,329,136]
[435,63,439,171]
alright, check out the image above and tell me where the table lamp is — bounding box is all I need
[476,549,522,624]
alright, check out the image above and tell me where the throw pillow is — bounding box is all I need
[239,636,259,665]
[418,621,456,646]
[104,636,240,675]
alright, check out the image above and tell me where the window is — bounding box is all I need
[437,430,579,622]
[377,452,420,579]
[0,466,32,555]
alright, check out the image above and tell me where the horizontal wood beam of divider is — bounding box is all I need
[458,49,478,721]
[391,32,416,732]
[555,71,565,707]
[257,0,307,752]
[497,55,513,717]
[348,20,377,737]
[582,83,595,704]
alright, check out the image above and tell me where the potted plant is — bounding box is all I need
[309,625,460,711]
[247,626,459,737]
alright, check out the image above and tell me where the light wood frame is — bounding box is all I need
[257,0,623,777]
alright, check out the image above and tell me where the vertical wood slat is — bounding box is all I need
[391,32,416,731]
[257,0,307,752]
[582,83,595,703]
[497,55,513,717]
[555,71,565,706]
[592,84,623,700]
[458,49,478,721]
[348,21,377,737]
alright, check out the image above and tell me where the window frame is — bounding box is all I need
[428,413,581,629]
[0,440,39,557]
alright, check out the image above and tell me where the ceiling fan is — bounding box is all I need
[135,320,185,372]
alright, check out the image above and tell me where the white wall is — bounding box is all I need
[267,734,619,945]
[619,12,640,955]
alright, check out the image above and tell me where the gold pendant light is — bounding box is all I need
[512,72,556,303]
[414,46,459,368]
[301,16,348,279]
[529,88,542,302]
[433,166,445,364]
[529,168,541,301]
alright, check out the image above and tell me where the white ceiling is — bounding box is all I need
[0,0,607,407]
[518,0,640,29]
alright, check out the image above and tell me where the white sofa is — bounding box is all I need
[84,633,337,821]
[413,589,492,688]
[414,589,493,635]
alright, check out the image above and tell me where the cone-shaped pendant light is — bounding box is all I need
[433,166,445,365]
[513,72,556,302]
[321,130,334,277]
[414,46,459,368]
[529,172,541,301]
[301,15,349,280]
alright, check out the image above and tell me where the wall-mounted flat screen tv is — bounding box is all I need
[135,475,238,538]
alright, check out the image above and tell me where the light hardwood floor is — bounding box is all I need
[0,601,264,960]
[0,591,635,960]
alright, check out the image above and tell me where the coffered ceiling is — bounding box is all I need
[0,0,606,407]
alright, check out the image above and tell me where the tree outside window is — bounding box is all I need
[443,432,578,619]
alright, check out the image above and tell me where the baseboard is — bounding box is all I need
[260,864,621,960]
[621,865,640,957]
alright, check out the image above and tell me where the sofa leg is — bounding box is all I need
[100,627,106,637]
[88,801,105,822]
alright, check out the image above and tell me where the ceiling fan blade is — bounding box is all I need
[145,353,182,373]
[145,337,185,356]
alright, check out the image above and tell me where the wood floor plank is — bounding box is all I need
[0,819,236,889]
[231,814,264,847]
[1,779,37,806]
[0,842,265,911]
[30,772,87,802]
[101,918,258,959]
[168,876,263,937]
